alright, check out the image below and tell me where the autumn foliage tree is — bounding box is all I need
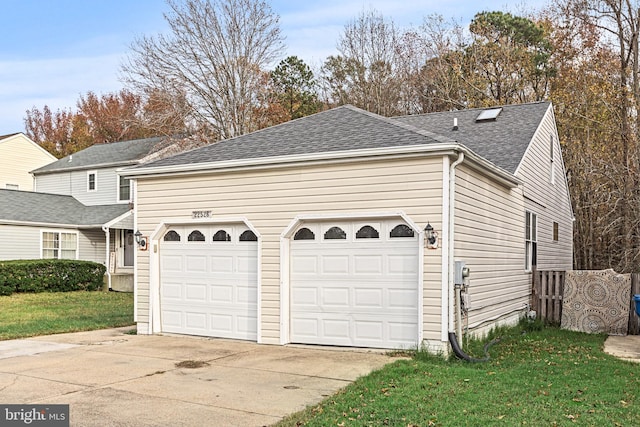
[24,89,163,158]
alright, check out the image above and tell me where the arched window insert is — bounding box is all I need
[187,230,205,241]
[163,230,181,242]
[293,227,315,240]
[239,230,258,242]
[356,225,379,239]
[213,230,231,242]
[390,224,415,238]
[324,226,346,240]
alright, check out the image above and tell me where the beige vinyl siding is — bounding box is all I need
[0,224,42,259]
[36,167,123,206]
[454,164,529,332]
[0,134,56,191]
[135,155,445,345]
[515,106,573,271]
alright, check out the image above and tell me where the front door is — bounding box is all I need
[123,230,134,267]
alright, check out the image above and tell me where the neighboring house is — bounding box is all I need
[0,136,170,291]
[123,102,573,353]
[0,133,56,191]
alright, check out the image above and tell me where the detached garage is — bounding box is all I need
[125,103,574,353]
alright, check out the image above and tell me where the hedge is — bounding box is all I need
[0,259,106,296]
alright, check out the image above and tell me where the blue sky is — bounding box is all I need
[0,0,548,135]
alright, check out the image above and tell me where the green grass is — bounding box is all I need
[0,290,134,340]
[277,322,639,426]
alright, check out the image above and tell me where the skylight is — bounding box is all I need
[476,107,503,122]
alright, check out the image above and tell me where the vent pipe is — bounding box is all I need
[453,118,458,131]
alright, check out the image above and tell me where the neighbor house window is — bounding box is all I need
[553,222,559,242]
[87,170,97,192]
[118,176,131,201]
[42,231,78,259]
[525,211,537,271]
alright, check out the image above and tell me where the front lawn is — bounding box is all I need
[0,290,134,340]
[277,323,639,426]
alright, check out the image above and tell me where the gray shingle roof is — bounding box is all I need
[130,102,550,175]
[0,189,130,227]
[393,102,551,173]
[32,136,166,175]
[133,106,454,170]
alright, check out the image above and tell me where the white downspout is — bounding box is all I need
[448,152,464,339]
[102,225,111,290]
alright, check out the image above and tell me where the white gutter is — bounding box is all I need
[448,152,465,340]
[101,224,111,291]
[119,143,520,188]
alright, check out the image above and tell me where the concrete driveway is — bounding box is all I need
[0,328,400,426]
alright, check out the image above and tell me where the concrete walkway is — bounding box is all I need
[0,328,400,426]
[604,335,640,363]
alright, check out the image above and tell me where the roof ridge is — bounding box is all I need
[339,105,457,144]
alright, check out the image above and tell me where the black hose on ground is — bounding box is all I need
[448,332,501,363]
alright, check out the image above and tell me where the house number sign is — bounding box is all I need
[192,210,212,219]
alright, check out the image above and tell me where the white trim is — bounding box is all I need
[279,211,424,347]
[133,179,138,323]
[440,156,450,342]
[121,143,520,188]
[87,170,98,192]
[147,216,262,342]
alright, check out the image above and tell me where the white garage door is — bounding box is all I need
[160,224,258,340]
[290,219,419,349]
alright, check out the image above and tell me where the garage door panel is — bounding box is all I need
[354,255,383,274]
[354,288,383,307]
[322,256,350,274]
[290,219,419,349]
[354,320,384,340]
[161,283,183,300]
[160,223,258,341]
[388,289,418,308]
[161,255,183,271]
[185,283,207,302]
[291,287,318,305]
[388,255,418,274]
[210,255,234,272]
[291,256,317,274]
[322,288,350,306]
[185,255,207,272]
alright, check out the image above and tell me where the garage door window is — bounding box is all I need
[213,229,231,242]
[188,230,205,241]
[356,225,379,238]
[324,226,346,240]
[293,227,315,240]
[164,230,181,241]
[390,224,415,238]
[239,230,258,241]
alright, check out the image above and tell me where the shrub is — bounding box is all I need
[0,259,106,296]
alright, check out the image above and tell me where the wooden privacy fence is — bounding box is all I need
[531,269,565,324]
[531,269,640,335]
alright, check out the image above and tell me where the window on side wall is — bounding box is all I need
[87,170,97,192]
[525,211,537,271]
[42,231,78,260]
[118,176,131,202]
